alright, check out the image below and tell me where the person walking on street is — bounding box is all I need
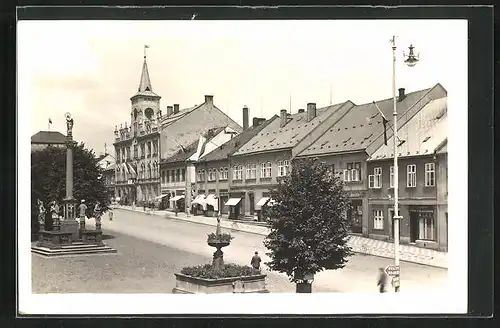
[108,206,114,221]
[251,251,262,270]
[377,267,388,293]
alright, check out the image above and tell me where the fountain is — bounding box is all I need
[173,215,269,294]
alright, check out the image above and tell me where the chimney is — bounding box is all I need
[280,109,287,128]
[252,117,265,127]
[398,88,406,102]
[173,104,179,114]
[204,95,214,105]
[242,106,249,130]
[298,108,305,113]
[306,103,317,122]
[167,106,173,116]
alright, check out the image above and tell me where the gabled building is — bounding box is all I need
[113,49,242,205]
[296,84,447,235]
[31,131,66,151]
[96,153,116,171]
[195,109,275,217]
[228,100,356,219]
[159,126,239,211]
[365,96,448,251]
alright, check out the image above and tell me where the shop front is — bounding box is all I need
[191,194,206,216]
[225,197,242,219]
[408,205,438,249]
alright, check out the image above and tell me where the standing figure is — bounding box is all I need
[37,199,46,231]
[377,267,388,293]
[251,251,262,271]
[78,199,88,231]
[50,200,61,231]
[94,201,102,231]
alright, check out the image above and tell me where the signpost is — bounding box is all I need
[385,265,400,289]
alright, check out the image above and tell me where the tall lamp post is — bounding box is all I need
[391,35,419,292]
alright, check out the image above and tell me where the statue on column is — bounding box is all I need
[37,199,46,231]
[65,112,74,139]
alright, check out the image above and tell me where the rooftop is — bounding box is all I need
[367,97,447,161]
[160,104,199,128]
[232,102,347,156]
[31,131,66,144]
[198,116,278,163]
[162,127,226,164]
[298,86,439,157]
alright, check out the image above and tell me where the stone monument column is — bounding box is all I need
[61,112,79,240]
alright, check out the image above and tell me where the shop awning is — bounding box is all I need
[191,194,206,205]
[154,194,169,200]
[225,198,242,206]
[171,195,185,201]
[256,197,270,207]
[205,194,219,211]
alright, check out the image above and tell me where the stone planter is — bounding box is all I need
[172,273,269,294]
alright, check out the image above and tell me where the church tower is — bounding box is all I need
[130,45,162,137]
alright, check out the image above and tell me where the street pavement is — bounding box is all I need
[83,209,448,293]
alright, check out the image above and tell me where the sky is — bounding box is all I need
[18,19,466,156]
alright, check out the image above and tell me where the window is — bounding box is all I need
[389,166,394,188]
[250,164,257,179]
[181,169,186,182]
[246,164,251,179]
[233,165,243,180]
[266,161,272,178]
[201,169,205,182]
[260,163,266,178]
[344,162,361,182]
[197,170,202,182]
[425,163,435,187]
[219,167,228,180]
[418,211,435,240]
[166,170,170,183]
[284,160,290,175]
[407,164,417,187]
[373,210,384,230]
[277,160,284,177]
[373,167,382,188]
[134,145,138,159]
[208,168,215,181]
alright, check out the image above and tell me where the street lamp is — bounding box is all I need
[391,36,419,293]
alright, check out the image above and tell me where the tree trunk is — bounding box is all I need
[296,282,312,293]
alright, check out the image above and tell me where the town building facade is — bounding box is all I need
[297,84,447,237]
[365,96,448,251]
[228,101,355,219]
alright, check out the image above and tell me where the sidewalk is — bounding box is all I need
[114,205,448,269]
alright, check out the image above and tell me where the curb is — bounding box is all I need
[116,207,448,269]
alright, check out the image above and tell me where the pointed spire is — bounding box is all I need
[138,45,153,92]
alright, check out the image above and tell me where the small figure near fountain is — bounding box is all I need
[94,201,102,231]
[37,199,46,231]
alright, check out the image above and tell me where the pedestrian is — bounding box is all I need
[143,202,146,212]
[251,251,262,270]
[132,201,136,211]
[377,267,388,293]
[108,207,114,221]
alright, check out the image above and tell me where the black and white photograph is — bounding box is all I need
[18,17,468,315]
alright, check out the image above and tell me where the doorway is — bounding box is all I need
[409,211,419,243]
[249,194,255,215]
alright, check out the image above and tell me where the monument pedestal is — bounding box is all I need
[60,220,79,240]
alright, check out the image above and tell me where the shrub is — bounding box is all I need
[181,263,260,279]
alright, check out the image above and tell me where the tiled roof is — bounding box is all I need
[131,90,160,98]
[31,131,66,144]
[298,87,434,157]
[367,97,447,161]
[233,102,346,156]
[198,116,278,163]
[162,127,226,164]
[160,105,199,128]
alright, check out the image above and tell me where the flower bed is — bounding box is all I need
[181,263,260,279]
[206,232,233,244]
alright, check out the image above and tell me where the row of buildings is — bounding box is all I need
[103,53,448,251]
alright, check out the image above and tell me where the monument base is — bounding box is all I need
[60,220,79,240]
[31,242,117,257]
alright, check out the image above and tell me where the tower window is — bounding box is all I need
[145,108,154,119]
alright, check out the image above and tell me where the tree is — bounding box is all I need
[264,158,354,292]
[31,143,111,237]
